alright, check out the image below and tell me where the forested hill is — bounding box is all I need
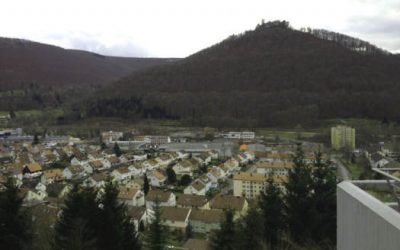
[0,37,176,90]
[86,20,400,127]
[0,37,177,110]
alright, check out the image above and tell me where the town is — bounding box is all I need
[2,123,399,249]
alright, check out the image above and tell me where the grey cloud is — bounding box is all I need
[45,32,149,57]
[344,16,400,52]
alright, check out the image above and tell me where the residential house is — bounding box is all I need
[148,170,167,187]
[155,154,173,167]
[194,153,211,165]
[177,194,210,209]
[107,155,120,168]
[84,172,109,188]
[173,159,198,176]
[189,209,223,234]
[209,194,248,216]
[23,163,43,178]
[46,183,71,201]
[128,207,147,232]
[123,178,143,190]
[41,169,64,184]
[146,190,176,209]
[88,160,104,172]
[88,151,103,161]
[207,150,219,160]
[112,166,133,183]
[70,151,88,166]
[206,167,226,188]
[21,187,47,203]
[128,164,144,177]
[63,165,86,180]
[118,187,145,207]
[142,159,159,171]
[184,180,206,196]
[160,207,191,232]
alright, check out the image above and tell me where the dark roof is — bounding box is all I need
[191,180,205,191]
[160,207,190,222]
[177,194,208,207]
[189,209,223,224]
[210,194,246,211]
[47,183,66,197]
[146,190,173,202]
[128,207,146,220]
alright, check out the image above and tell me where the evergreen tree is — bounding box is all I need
[0,178,32,250]
[259,176,285,250]
[97,179,140,250]
[145,200,168,250]
[166,166,176,184]
[113,142,122,157]
[53,185,99,250]
[179,174,192,186]
[311,152,337,245]
[143,173,150,195]
[284,144,314,245]
[32,134,39,145]
[210,209,235,250]
[234,207,264,250]
[9,110,16,119]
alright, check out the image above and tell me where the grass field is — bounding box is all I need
[366,189,397,203]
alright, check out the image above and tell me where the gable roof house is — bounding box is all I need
[88,151,104,161]
[142,159,160,171]
[160,207,191,232]
[63,165,86,180]
[70,150,88,166]
[128,164,144,177]
[155,154,174,167]
[206,167,226,187]
[148,170,167,187]
[184,180,207,196]
[23,163,43,178]
[128,207,148,232]
[84,172,109,188]
[46,183,71,201]
[193,153,212,165]
[189,209,224,234]
[88,160,105,172]
[145,190,176,209]
[112,166,134,183]
[209,194,248,217]
[177,194,210,209]
[41,169,64,185]
[173,159,199,176]
[118,187,145,207]
[107,155,121,168]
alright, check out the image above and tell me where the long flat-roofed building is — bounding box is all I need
[233,172,287,199]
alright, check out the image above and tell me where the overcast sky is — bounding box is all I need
[1,0,399,57]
